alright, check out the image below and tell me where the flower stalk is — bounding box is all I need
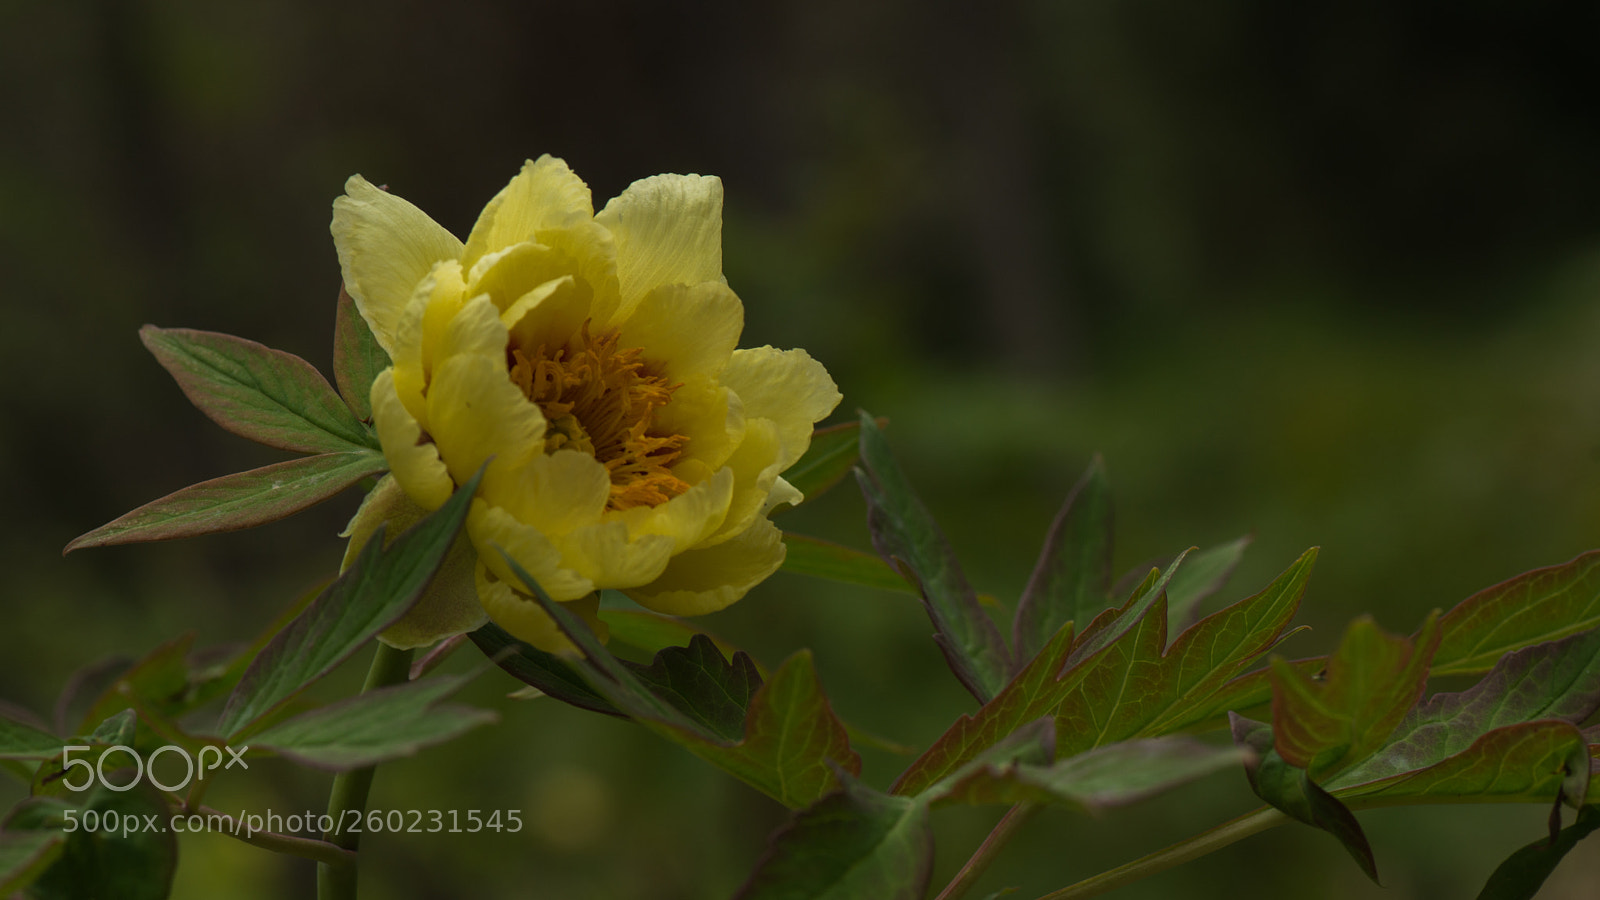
[935,802,1040,900]
[317,642,415,899]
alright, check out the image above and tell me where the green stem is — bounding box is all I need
[317,642,414,900]
[198,805,356,868]
[1034,807,1288,900]
[935,802,1040,900]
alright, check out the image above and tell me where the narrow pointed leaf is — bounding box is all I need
[1065,550,1190,670]
[780,419,880,503]
[249,673,495,770]
[217,470,479,738]
[1165,535,1252,633]
[1476,805,1600,900]
[1012,457,1112,665]
[468,622,620,716]
[0,717,61,760]
[1272,613,1441,779]
[1336,627,1600,787]
[1433,549,1600,677]
[735,776,933,900]
[855,410,1012,702]
[140,325,378,453]
[1232,714,1377,881]
[503,552,860,807]
[65,450,388,552]
[332,284,390,422]
[781,534,916,594]
[1055,549,1314,756]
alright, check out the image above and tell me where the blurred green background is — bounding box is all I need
[5,0,1600,897]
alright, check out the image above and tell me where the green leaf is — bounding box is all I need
[1012,457,1112,667]
[1064,550,1189,671]
[855,411,1013,702]
[64,450,388,552]
[0,717,62,761]
[249,673,495,770]
[624,635,762,742]
[1432,549,1600,677]
[217,469,479,738]
[780,534,916,595]
[780,419,879,504]
[1232,714,1378,881]
[1335,626,1600,788]
[1054,548,1315,757]
[1271,613,1440,780]
[12,783,176,900]
[87,710,136,747]
[1340,719,1590,808]
[72,634,194,734]
[503,552,861,807]
[468,622,620,717]
[332,284,390,422]
[140,325,378,453]
[599,607,750,660]
[1165,535,1252,633]
[0,829,63,896]
[1476,805,1600,900]
[734,775,932,900]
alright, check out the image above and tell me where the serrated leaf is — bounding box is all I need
[72,634,194,734]
[1335,720,1590,808]
[1232,713,1377,881]
[468,622,620,716]
[1433,549,1600,677]
[855,410,1012,702]
[140,325,378,453]
[217,469,479,738]
[332,284,390,422]
[65,450,388,552]
[623,635,762,742]
[1013,456,1112,667]
[1476,805,1600,900]
[735,775,932,900]
[1336,627,1600,787]
[0,829,63,895]
[249,673,495,770]
[1165,535,1252,633]
[1054,548,1314,757]
[502,552,860,807]
[781,534,916,595]
[780,419,879,504]
[1271,613,1441,780]
[12,783,176,900]
[0,717,61,760]
[1064,550,1189,671]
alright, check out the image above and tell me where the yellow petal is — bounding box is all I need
[470,501,594,601]
[535,219,621,330]
[371,369,454,511]
[615,466,735,553]
[551,521,676,588]
[339,476,487,649]
[618,281,743,382]
[426,353,544,501]
[654,376,743,473]
[461,156,594,273]
[436,293,508,364]
[332,176,464,355]
[595,173,724,319]
[499,449,611,537]
[503,276,594,355]
[721,347,842,471]
[705,417,783,546]
[476,562,608,654]
[626,516,786,616]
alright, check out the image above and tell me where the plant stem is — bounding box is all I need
[317,642,414,900]
[935,802,1040,900]
[197,805,357,868]
[1033,807,1288,900]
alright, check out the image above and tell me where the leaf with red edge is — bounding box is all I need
[1012,456,1112,667]
[779,419,883,505]
[332,284,390,422]
[64,450,388,552]
[141,325,378,453]
[1337,720,1590,809]
[780,534,916,595]
[1054,548,1315,758]
[1432,549,1600,677]
[1271,613,1440,780]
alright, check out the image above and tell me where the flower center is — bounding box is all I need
[509,321,691,511]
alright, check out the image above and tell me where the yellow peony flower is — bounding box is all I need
[332,156,840,653]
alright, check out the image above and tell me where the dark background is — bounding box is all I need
[5,0,1600,897]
